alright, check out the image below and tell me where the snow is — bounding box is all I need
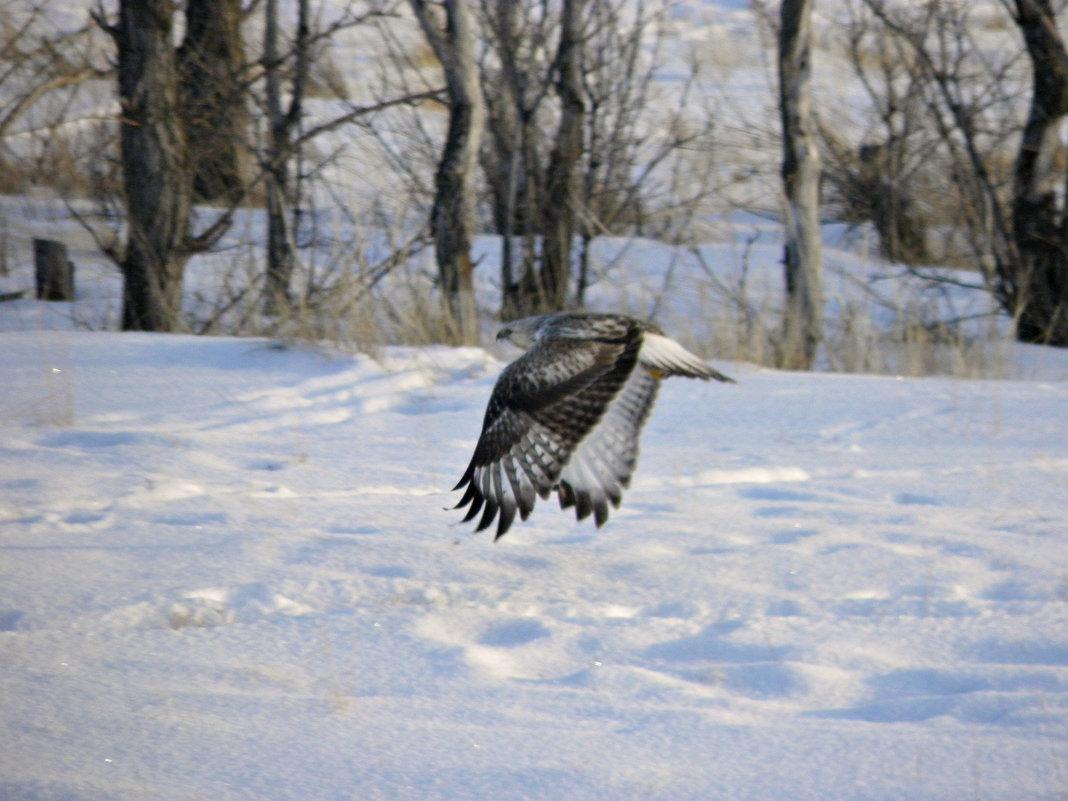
[2,321,1067,800]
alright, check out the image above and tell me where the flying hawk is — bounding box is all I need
[453,312,734,539]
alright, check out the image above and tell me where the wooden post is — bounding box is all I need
[0,216,9,276]
[34,239,74,301]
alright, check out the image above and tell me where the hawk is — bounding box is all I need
[453,312,734,539]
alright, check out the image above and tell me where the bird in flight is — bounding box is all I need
[453,312,734,539]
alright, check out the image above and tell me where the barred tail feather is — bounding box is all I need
[639,331,735,383]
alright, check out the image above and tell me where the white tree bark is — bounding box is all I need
[779,0,824,368]
[410,0,485,344]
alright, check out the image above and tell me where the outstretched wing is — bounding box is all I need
[556,365,660,527]
[556,327,731,527]
[454,326,642,539]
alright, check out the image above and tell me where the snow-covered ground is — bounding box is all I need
[1,2,1067,795]
[2,320,1067,800]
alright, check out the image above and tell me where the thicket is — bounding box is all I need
[1,0,1066,371]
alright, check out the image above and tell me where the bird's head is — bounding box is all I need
[495,315,545,349]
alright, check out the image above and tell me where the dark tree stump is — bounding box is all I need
[34,239,74,301]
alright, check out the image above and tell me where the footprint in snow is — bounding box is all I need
[641,620,806,699]
[477,618,550,647]
[810,665,1067,726]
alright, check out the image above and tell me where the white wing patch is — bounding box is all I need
[557,366,660,526]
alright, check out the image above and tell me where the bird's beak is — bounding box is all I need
[496,328,511,342]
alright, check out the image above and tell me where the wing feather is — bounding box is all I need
[557,365,661,528]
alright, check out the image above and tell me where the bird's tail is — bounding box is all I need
[639,331,736,383]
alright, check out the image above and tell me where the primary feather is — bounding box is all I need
[453,312,734,539]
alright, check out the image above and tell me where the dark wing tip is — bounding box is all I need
[593,499,610,529]
[453,480,479,513]
[460,492,485,523]
[452,461,476,492]
[707,366,737,384]
[474,492,500,532]
[683,363,736,383]
[557,481,576,510]
[495,502,517,539]
[593,503,610,528]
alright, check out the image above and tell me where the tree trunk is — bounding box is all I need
[263,0,308,312]
[116,0,192,332]
[521,0,586,315]
[487,1,523,319]
[178,0,248,204]
[411,0,484,343]
[1011,0,1068,346]
[778,0,824,369]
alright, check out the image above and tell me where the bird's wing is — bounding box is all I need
[557,364,660,527]
[454,330,642,539]
[556,328,736,527]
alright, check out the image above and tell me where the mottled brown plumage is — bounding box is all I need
[453,313,734,539]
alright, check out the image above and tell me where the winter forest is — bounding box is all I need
[2,0,1067,359]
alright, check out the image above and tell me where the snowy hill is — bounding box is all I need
[2,327,1067,800]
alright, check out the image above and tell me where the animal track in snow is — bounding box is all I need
[98,583,320,631]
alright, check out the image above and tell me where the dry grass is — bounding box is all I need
[184,246,478,356]
[673,308,1011,379]
[252,270,1013,380]
[627,244,1014,379]
[827,314,1012,379]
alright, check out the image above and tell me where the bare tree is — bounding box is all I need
[1009,0,1068,345]
[0,1,111,192]
[81,0,427,333]
[523,0,586,314]
[102,0,193,331]
[257,0,408,315]
[410,0,484,343]
[477,0,720,316]
[261,0,305,312]
[476,0,554,318]
[778,0,824,368]
[178,0,248,203]
[574,1,716,304]
[863,0,1068,346]
[821,0,935,266]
